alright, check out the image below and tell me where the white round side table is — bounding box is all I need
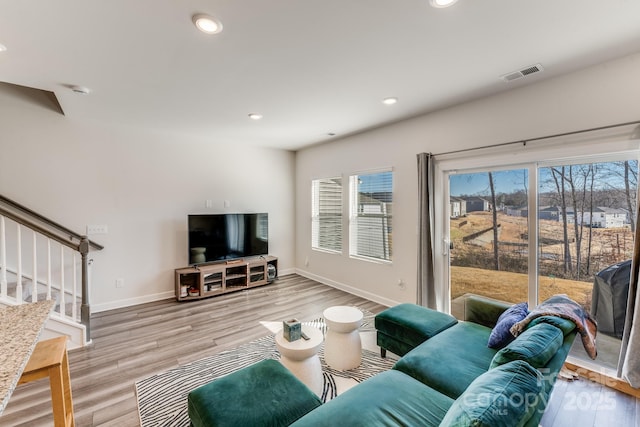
[323,306,363,370]
[275,325,324,396]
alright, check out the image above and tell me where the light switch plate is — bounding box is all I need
[86,224,108,235]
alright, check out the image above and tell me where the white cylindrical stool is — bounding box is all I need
[323,306,363,371]
[275,325,324,396]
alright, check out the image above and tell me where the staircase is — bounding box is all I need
[0,195,103,348]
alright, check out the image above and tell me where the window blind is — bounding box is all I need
[349,171,393,261]
[312,177,343,252]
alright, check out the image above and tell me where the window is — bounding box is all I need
[312,177,343,252]
[447,157,638,373]
[349,171,393,261]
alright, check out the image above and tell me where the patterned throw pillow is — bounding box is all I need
[487,302,528,349]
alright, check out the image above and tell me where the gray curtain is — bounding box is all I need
[618,191,640,387]
[417,152,437,309]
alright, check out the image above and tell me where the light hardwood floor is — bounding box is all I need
[1,274,638,426]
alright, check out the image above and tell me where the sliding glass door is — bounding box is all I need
[447,157,637,372]
[537,160,637,371]
[449,168,530,319]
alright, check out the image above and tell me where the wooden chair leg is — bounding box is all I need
[49,364,68,427]
[20,337,75,427]
[61,351,75,426]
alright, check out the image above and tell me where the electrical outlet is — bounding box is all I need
[115,278,124,288]
[86,224,108,235]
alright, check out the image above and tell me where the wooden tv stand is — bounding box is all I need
[174,255,278,301]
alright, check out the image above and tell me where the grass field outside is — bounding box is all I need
[451,266,593,310]
[449,211,633,311]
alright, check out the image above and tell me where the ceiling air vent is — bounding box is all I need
[500,63,544,82]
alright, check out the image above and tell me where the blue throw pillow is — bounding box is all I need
[487,302,528,349]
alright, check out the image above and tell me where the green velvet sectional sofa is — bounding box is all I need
[290,295,578,427]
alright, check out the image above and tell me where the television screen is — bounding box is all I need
[188,213,268,264]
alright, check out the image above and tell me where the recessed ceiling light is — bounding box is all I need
[71,85,91,95]
[382,97,398,105]
[430,0,458,8]
[0,44,7,52]
[192,14,223,34]
[248,113,263,120]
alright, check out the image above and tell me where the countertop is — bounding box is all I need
[0,300,55,415]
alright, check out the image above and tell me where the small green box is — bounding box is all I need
[283,318,301,342]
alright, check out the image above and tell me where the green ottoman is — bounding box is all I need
[188,359,322,427]
[375,303,458,357]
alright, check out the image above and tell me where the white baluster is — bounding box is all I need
[0,216,6,298]
[47,239,52,300]
[16,224,23,304]
[72,253,78,320]
[32,230,37,303]
[59,247,65,317]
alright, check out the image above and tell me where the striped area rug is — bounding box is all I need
[135,311,395,427]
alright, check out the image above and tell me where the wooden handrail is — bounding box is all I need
[0,207,83,252]
[0,194,103,343]
[0,195,103,251]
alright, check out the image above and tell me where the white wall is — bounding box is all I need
[0,85,296,311]
[295,52,640,307]
[4,51,640,313]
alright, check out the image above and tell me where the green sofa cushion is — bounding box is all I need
[526,315,576,336]
[394,322,498,399]
[375,303,458,347]
[188,359,322,427]
[439,360,544,427]
[463,295,513,328]
[490,323,564,369]
[290,370,454,427]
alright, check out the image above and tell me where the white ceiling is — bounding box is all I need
[1,0,640,151]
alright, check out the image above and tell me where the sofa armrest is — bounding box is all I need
[463,294,512,328]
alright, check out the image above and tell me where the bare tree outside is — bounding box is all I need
[488,172,500,271]
[550,166,572,274]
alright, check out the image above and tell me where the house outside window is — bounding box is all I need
[349,171,393,262]
[311,177,343,253]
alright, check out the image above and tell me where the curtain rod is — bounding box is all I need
[433,120,640,157]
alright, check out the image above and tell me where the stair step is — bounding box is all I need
[4,281,81,319]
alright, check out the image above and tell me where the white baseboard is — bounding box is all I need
[278,267,296,277]
[92,291,175,313]
[295,268,398,308]
[91,267,384,313]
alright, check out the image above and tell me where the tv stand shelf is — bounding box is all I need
[175,256,278,301]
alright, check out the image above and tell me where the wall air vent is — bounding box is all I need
[500,63,544,82]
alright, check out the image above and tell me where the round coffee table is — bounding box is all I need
[323,306,363,370]
[275,325,324,396]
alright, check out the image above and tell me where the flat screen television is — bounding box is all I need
[188,213,269,265]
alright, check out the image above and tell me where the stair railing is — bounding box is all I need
[0,194,103,341]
